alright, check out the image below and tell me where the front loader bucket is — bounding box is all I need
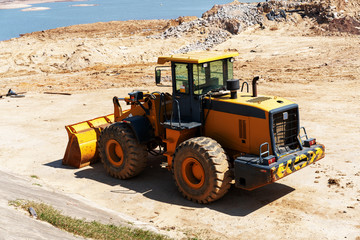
[63,114,114,168]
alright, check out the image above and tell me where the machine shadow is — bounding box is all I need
[44,159,74,169]
[71,155,295,217]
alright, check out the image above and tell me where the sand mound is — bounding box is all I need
[60,47,111,71]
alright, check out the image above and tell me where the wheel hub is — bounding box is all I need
[106,139,124,167]
[181,157,205,189]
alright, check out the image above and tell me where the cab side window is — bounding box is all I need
[175,63,189,94]
[193,64,206,95]
[209,60,224,87]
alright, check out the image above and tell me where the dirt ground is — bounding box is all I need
[0,7,360,240]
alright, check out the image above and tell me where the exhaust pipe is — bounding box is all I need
[252,76,260,97]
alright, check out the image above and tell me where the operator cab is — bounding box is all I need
[173,57,234,95]
[157,51,239,129]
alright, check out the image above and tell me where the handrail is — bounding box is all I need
[241,81,249,93]
[299,126,309,141]
[259,142,270,164]
[170,99,181,129]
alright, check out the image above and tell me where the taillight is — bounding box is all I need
[262,155,276,165]
[268,157,276,165]
[303,138,316,147]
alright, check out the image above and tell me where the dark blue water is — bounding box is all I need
[0,0,257,41]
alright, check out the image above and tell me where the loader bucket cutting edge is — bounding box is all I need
[62,114,115,168]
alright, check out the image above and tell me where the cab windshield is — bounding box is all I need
[193,58,233,95]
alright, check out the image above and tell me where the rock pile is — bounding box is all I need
[158,2,263,53]
[318,2,345,22]
[259,0,356,23]
[160,18,210,39]
[258,0,360,34]
[173,29,231,54]
[201,3,263,34]
[156,0,360,53]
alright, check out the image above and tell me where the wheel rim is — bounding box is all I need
[181,157,205,189]
[106,139,124,167]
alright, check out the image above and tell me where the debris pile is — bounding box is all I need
[158,2,263,53]
[319,4,345,21]
[259,1,288,21]
[265,9,287,21]
[174,29,231,54]
[201,3,263,34]
[159,0,360,53]
[160,18,210,39]
[259,0,360,34]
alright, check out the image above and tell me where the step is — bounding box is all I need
[162,138,174,144]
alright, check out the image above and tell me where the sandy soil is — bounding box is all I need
[1,7,360,240]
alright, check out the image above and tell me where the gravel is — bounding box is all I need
[157,3,263,53]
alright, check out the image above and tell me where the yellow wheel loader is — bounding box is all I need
[63,51,325,203]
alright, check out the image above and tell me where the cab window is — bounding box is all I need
[209,60,224,88]
[175,63,189,94]
[193,64,206,95]
[193,58,233,95]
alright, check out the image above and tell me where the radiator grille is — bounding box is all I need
[272,108,299,154]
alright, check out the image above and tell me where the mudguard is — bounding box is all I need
[122,115,154,143]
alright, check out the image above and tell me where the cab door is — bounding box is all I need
[172,62,201,123]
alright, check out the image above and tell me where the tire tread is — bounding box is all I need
[99,123,147,179]
[172,137,231,203]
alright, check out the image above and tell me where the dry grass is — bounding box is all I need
[9,199,170,240]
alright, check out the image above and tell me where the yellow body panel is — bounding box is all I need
[157,51,239,64]
[203,94,295,156]
[204,110,271,156]
[204,111,250,152]
[211,93,296,112]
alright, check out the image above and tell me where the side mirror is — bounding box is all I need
[155,69,161,85]
[154,66,171,85]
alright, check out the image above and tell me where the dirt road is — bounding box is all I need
[1,74,359,239]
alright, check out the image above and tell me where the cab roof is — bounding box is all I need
[157,51,239,64]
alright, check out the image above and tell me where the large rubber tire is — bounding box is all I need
[172,137,232,203]
[98,122,147,179]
